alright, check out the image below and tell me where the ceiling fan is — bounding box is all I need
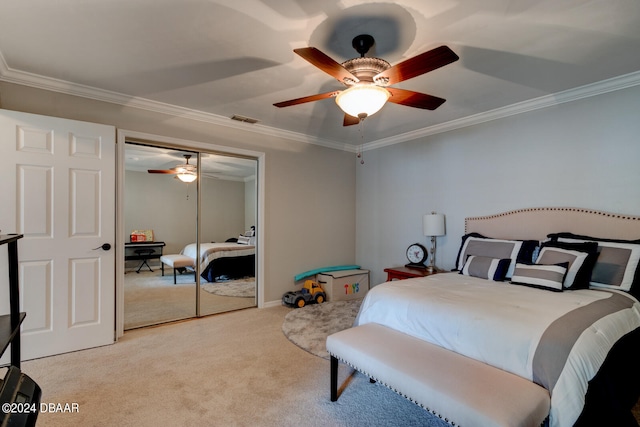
[274,34,459,126]
[148,154,197,182]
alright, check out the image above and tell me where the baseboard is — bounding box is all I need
[263,299,284,308]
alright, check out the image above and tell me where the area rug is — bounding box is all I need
[201,278,255,298]
[282,299,362,359]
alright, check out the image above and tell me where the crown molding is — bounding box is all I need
[0,53,351,152]
[363,70,640,151]
[1,50,639,154]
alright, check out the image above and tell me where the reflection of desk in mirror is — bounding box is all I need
[125,242,166,273]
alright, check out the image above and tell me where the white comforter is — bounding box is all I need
[355,272,640,427]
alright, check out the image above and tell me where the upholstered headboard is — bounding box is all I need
[465,207,640,241]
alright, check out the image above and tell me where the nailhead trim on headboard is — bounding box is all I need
[465,207,640,234]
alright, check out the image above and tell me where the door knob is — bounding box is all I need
[93,243,112,251]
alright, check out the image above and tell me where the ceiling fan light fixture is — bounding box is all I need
[335,85,390,118]
[177,171,197,183]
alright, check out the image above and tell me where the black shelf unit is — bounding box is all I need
[0,233,41,427]
[0,234,25,369]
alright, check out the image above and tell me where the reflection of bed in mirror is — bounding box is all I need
[181,242,255,282]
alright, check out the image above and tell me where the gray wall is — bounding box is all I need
[6,79,638,298]
[356,85,640,286]
[245,178,256,232]
[0,81,356,303]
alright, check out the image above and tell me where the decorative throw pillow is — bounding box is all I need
[511,262,569,292]
[548,232,640,293]
[535,247,588,289]
[455,234,538,279]
[538,241,599,290]
[460,255,511,281]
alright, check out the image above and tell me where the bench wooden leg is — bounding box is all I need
[173,268,177,285]
[331,355,338,402]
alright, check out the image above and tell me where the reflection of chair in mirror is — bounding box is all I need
[134,248,154,273]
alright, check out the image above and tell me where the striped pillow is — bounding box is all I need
[535,247,589,289]
[460,256,511,281]
[455,235,538,279]
[557,237,640,292]
[511,262,569,292]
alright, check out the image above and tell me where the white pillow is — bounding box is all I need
[558,237,640,292]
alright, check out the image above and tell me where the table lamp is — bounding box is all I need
[423,212,446,272]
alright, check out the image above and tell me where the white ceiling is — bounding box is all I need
[124,143,257,180]
[1,1,640,149]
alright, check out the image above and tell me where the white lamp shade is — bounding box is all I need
[177,171,197,183]
[423,213,445,236]
[335,85,390,118]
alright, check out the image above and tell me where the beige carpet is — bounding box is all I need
[17,305,640,426]
[124,270,256,330]
[21,306,451,427]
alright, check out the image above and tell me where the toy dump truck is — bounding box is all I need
[282,280,326,308]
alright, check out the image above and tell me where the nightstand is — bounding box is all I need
[384,266,439,282]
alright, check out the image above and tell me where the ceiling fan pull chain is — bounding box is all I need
[357,119,365,165]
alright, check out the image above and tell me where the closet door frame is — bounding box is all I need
[115,129,265,338]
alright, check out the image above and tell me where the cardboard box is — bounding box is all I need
[317,269,369,301]
[130,229,154,242]
[130,233,145,242]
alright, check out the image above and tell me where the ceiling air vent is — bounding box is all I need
[231,114,259,124]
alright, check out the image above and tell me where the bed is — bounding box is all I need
[341,207,640,427]
[181,242,255,282]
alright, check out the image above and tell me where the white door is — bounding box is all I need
[0,109,116,361]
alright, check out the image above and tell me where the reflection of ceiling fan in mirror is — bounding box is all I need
[274,34,459,126]
[147,154,197,182]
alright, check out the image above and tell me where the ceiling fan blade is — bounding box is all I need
[343,114,360,126]
[148,169,178,174]
[375,45,459,85]
[274,90,340,108]
[386,87,446,110]
[293,47,359,83]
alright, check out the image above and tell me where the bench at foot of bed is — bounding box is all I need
[327,323,550,427]
[160,254,195,284]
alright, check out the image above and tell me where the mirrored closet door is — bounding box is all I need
[197,153,257,317]
[123,143,257,330]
